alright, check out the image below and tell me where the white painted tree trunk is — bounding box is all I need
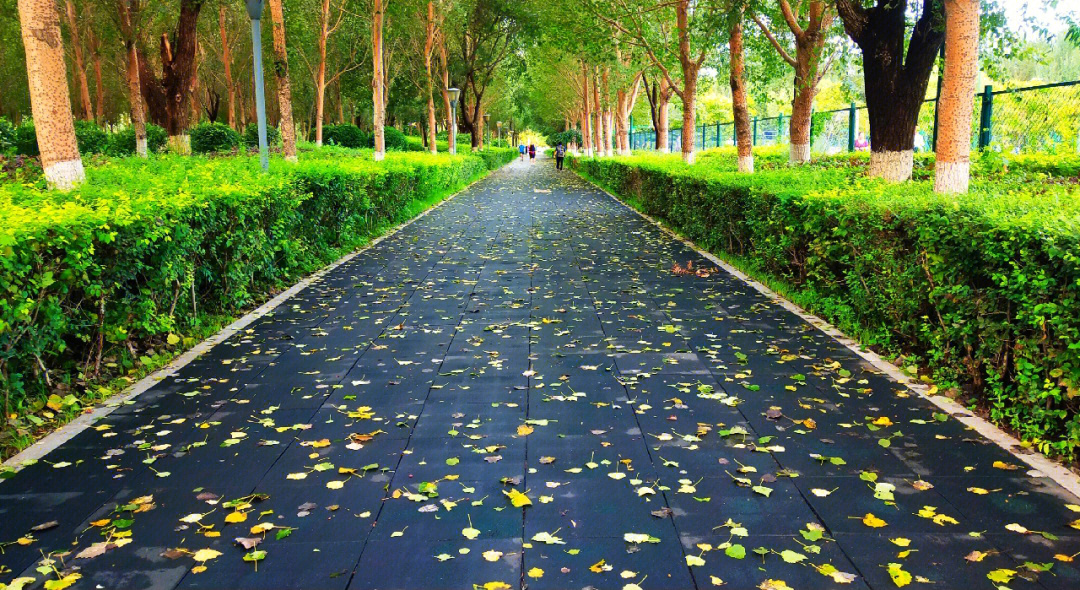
[18,0,85,189]
[869,150,914,182]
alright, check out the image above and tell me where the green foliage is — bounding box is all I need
[190,122,241,154]
[14,120,38,156]
[0,116,14,153]
[243,123,281,149]
[106,124,169,156]
[383,126,409,151]
[322,124,370,148]
[571,148,1080,460]
[74,120,109,155]
[0,147,518,452]
[546,129,581,147]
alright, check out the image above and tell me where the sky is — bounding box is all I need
[1002,0,1077,36]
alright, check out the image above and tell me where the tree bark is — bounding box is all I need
[314,0,330,146]
[838,0,944,181]
[601,68,612,157]
[219,4,235,128]
[675,0,699,164]
[88,25,105,123]
[18,0,84,188]
[136,0,205,139]
[592,68,602,156]
[730,5,754,173]
[63,0,93,121]
[372,0,385,160]
[437,30,454,153]
[615,72,642,156]
[424,2,437,154]
[580,62,592,156]
[117,0,147,156]
[269,0,297,161]
[934,0,979,194]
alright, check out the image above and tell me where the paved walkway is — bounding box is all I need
[2,156,1079,590]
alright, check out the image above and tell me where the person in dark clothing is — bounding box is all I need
[528,144,536,160]
[554,143,566,170]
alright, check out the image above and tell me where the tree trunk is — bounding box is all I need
[268,0,297,161]
[656,84,670,153]
[372,0,385,160]
[601,68,612,157]
[838,0,944,181]
[789,73,815,163]
[729,7,754,173]
[615,73,641,156]
[424,2,437,154]
[91,39,104,123]
[592,69,602,156]
[63,0,93,121]
[679,74,697,164]
[437,33,454,153]
[18,0,84,188]
[137,0,204,139]
[315,0,329,146]
[581,62,592,156]
[219,5,235,128]
[118,0,147,156]
[934,0,979,194]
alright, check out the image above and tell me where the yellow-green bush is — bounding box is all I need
[571,148,1080,459]
[0,147,516,441]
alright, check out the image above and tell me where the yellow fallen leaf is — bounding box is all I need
[527,567,544,579]
[224,511,247,524]
[191,566,207,574]
[517,424,534,436]
[192,548,222,562]
[503,488,532,508]
[589,559,608,573]
[327,480,345,490]
[862,513,887,528]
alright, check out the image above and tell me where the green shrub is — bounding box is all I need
[0,147,517,450]
[570,149,1080,460]
[14,121,38,156]
[190,122,241,153]
[322,124,369,148]
[74,120,109,154]
[384,126,409,151]
[0,117,14,153]
[106,124,168,156]
[243,122,281,149]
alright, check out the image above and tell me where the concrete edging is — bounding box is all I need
[1,167,502,473]
[576,170,1080,501]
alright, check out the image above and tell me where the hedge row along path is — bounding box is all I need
[2,157,1080,590]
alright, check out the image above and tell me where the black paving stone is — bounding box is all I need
[2,158,1078,590]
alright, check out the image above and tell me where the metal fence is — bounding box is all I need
[628,80,1080,156]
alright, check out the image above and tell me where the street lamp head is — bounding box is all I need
[484,114,490,122]
[245,0,264,20]
[447,87,460,108]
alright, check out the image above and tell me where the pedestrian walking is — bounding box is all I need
[528,144,536,161]
[555,143,566,170]
[518,143,526,161]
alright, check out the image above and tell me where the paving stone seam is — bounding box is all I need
[0,170,501,474]
[572,171,1080,502]
[561,207,703,589]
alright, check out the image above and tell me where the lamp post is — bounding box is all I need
[447,86,460,155]
[245,0,269,172]
[496,121,502,146]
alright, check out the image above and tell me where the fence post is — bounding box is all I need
[752,117,758,146]
[701,123,705,150]
[978,84,993,149]
[848,102,857,152]
[778,114,785,144]
[716,122,721,148]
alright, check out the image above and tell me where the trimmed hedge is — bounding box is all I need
[243,122,281,148]
[571,148,1080,460]
[0,147,517,445]
[106,124,168,156]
